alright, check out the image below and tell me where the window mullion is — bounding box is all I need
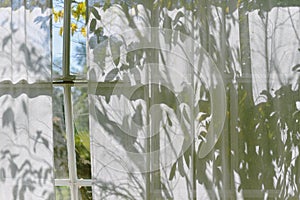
[64,85,79,200]
[62,0,78,199]
[62,0,71,78]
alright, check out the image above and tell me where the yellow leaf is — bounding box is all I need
[79,2,86,19]
[53,10,58,22]
[71,23,77,35]
[53,10,63,23]
[77,2,83,11]
[59,27,63,36]
[73,2,86,20]
[81,27,86,37]
[58,10,64,18]
[225,6,229,14]
[54,13,58,22]
[77,2,85,12]
[72,10,79,20]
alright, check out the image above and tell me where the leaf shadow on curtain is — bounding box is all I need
[0,1,53,199]
[0,89,54,200]
[87,1,300,199]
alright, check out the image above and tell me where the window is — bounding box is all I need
[52,0,91,199]
[53,1,300,199]
[1,0,300,199]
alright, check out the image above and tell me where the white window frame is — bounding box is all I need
[53,0,92,199]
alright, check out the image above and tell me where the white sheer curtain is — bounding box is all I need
[0,1,53,199]
[87,1,300,199]
[249,7,300,96]
[87,3,226,199]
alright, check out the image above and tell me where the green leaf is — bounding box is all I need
[94,27,104,43]
[178,156,185,177]
[91,7,101,20]
[163,15,172,44]
[169,162,176,180]
[105,68,119,82]
[103,0,111,11]
[120,64,130,71]
[173,11,184,25]
[163,14,172,29]
[90,18,96,32]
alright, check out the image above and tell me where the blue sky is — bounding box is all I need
[52,0,86,77]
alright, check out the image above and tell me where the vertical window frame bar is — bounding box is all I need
[64,85,79,200]
[62,0,71,78]
[62,0,78,199]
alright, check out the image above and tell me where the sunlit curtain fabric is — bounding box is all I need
[88,1,300,199]
[249,8,300,95]
[0,1,53,199]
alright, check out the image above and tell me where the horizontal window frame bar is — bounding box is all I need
[55,179,93,187]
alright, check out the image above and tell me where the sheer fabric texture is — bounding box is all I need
[0,1,53,199]
[88,1,300,199]
[0,0,300,199]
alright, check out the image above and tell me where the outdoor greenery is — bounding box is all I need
[53,1,87,36]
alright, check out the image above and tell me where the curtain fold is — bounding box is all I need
[0,1,53,199]
[88,1,300,199]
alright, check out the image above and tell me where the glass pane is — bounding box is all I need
[79,186,93,200]
[53,86,69,178]
[72,86,91,179]
[70,0,87,76]
[52,0,64,77]
[55,186,71,200]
